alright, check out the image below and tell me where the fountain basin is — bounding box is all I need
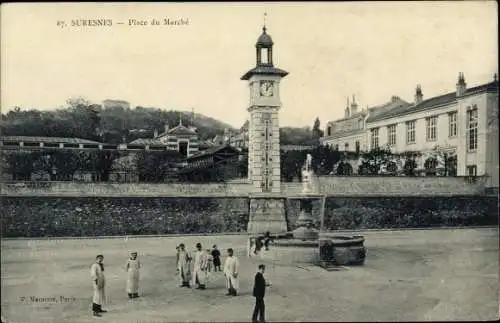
[248,234,366,266]
[319,236,366,266]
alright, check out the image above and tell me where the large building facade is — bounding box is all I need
[321,74,499,187]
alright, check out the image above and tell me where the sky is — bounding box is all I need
[1,2,498,129]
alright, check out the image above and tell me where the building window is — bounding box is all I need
[327,126,331,136]
[426,116,437,141]
[448,111,457,138]
[466,165,477,176]
[466,106,478,152]
[406,120,416,144]
[344,142,349,150]
[387,124,397,146]
[370,128,379,149]
[358,119,363,130]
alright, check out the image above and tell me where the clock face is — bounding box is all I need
[259,81,274,97]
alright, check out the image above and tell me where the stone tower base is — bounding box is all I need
[247,198,288,234]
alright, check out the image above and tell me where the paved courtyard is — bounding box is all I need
[1,228,499,322]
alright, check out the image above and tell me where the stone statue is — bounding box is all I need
[305,154,312,172]
[302,154,314,193]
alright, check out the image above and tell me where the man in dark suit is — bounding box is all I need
[252,264,271,323]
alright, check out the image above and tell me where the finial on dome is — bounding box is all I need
[263,11,267,30]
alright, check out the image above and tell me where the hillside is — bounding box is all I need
[1,100,315,145]
[0,103,236,144]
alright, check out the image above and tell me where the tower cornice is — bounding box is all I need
[241,66,289,81]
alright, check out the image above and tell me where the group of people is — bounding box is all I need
[90,243,271,322]
[176,243,239,295]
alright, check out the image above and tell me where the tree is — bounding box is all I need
[136,150,183,182]
[312,117,324,142]
[358,147,391,175]
[336,161,353,175]
[3,151,35,180]
[93,150,120,182]
[66,97,101,141]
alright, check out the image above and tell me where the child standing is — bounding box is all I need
[125,251,141,298]
[211,245,221,272]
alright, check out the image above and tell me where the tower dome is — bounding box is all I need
[256,27,274,47]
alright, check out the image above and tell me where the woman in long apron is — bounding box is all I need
[125,251,141,298]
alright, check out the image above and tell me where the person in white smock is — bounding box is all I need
[224,248,239,296]
[192,242,209,290]
[125,251,141,298]
[177,243,192,288]
[90,254,107,317]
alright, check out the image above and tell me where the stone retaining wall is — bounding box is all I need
[323,196,498,230]
[0,176,489,197]
[1,195,496,238]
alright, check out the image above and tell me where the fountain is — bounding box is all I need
[248,154,366,269]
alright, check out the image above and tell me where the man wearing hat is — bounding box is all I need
[125,251,141,298]
[176,243,192,288]
[192,242,209,290]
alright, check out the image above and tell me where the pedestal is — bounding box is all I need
[292,199,319,240]
[247,198,287,234]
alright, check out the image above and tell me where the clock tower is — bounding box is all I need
[242,25,289,233]
[241,26,288,194]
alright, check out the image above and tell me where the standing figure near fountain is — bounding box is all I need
[224,248,239,296]
[192,243,209,290]
[176,243,192,288]
[125,251,141,299]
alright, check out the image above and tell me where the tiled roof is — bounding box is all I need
[198,140,217,149]
[0,136,101,144]
[187,144,239,160]
[321,128,365,140]
[128,138,164,145]
[167,124,197,136]
[241,65,289,80]
[367,80,499,123]
[329,111,366,124]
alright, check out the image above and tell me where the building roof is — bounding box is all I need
[367,80,499,123]
[0,136,101,145]
[241,65,289,80]
[187,144,240,160]
[198,140,217,149]
[128,138,164,145]
[256,27,274,47]
[167,124,197,136]
[240,120,249,131]
[330,111,367,124]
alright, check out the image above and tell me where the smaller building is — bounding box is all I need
[177,144,242,182]
[129,119,199,157]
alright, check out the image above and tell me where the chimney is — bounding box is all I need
[350,94,358,115]
[414,85,423,105]
[456,72,467,96]
[344,96,350,118]
[154,129,158,138]
[164,124,169,133]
